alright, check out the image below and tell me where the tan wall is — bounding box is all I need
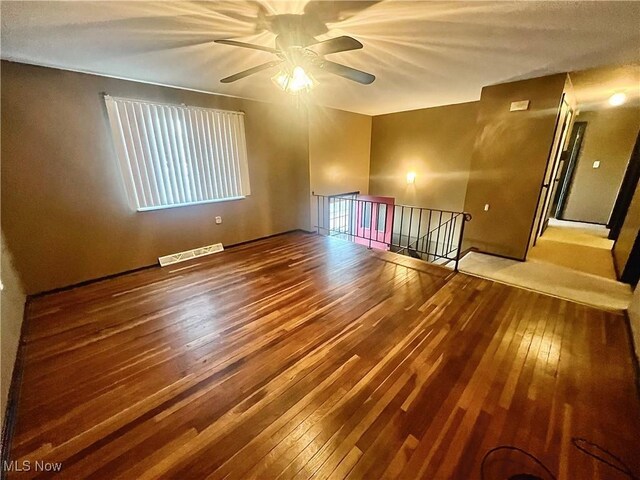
[562,107,640,224]
[613,181,640,276]
[309,106,371,196]
[1,61,311,294]
[368,102,479,211]
[1,232,26,429]
[308,106,371,230]
[463,74,566,259]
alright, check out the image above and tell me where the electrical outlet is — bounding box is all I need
[215,216,222,224]
[484,204,490,212]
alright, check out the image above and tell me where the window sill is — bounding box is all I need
[137,196,246,212]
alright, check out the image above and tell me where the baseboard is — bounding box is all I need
[556,217,607,226]
[30,229,313,299]
[0,298,31,478]
[465,247,526,263]
[0,228,315,470]
[222,229,314,250]
[457,246,475,261]
[30,263,158,299]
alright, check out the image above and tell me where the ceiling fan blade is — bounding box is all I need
[318,60,375,85]
[215,39,280,54]
[307,36,363,55]
[220,60,283,83]
[303,1,382,24]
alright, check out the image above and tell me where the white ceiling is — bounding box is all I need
[2,1,640,115]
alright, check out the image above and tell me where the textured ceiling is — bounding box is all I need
[2,1,640,115]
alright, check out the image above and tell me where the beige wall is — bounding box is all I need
[1,61,311,294]
[1,232,26,430]
[613,181,640,276]
[309,106,371,196]
[563,107,640,224]
[308,106,371,230]
[463,74,566,259]
[368,102,479,211]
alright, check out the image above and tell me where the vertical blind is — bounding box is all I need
[104,95,250,211]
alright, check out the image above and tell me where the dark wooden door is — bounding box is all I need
[620,232,640,286]
[608,129,640,240]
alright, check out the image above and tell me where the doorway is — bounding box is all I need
[354,195,394,250]
[551,121,587,219]
[533,96,574,243]
[608,130,640,240]
[610,130,640,286]
[527,120,640,285]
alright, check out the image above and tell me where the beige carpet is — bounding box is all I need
[542,218,613,248]
[528,219,616,279]
[458,252,632,311]
[528,239,617,279]
[459,220,631,310]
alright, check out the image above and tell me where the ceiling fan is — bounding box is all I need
[214,10,376,93]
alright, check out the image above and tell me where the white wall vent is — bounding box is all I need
[158,243,224,267]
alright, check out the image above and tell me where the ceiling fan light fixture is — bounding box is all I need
[272,66,316,94]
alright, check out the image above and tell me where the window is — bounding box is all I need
[104,96,250,211]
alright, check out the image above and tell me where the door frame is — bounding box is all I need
[354,195,395,250]
[608,129,640,240]
[531,95,574,246]
[554,121,588,219]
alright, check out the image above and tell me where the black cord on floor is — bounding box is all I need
[571,437,639,480]
[480,445,557,480]
[480,437,639,480]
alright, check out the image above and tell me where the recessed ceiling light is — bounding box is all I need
[608,93,627,106]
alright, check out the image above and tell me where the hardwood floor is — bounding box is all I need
[6,232,640,479]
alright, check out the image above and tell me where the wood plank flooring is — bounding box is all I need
[6,232,640,479]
